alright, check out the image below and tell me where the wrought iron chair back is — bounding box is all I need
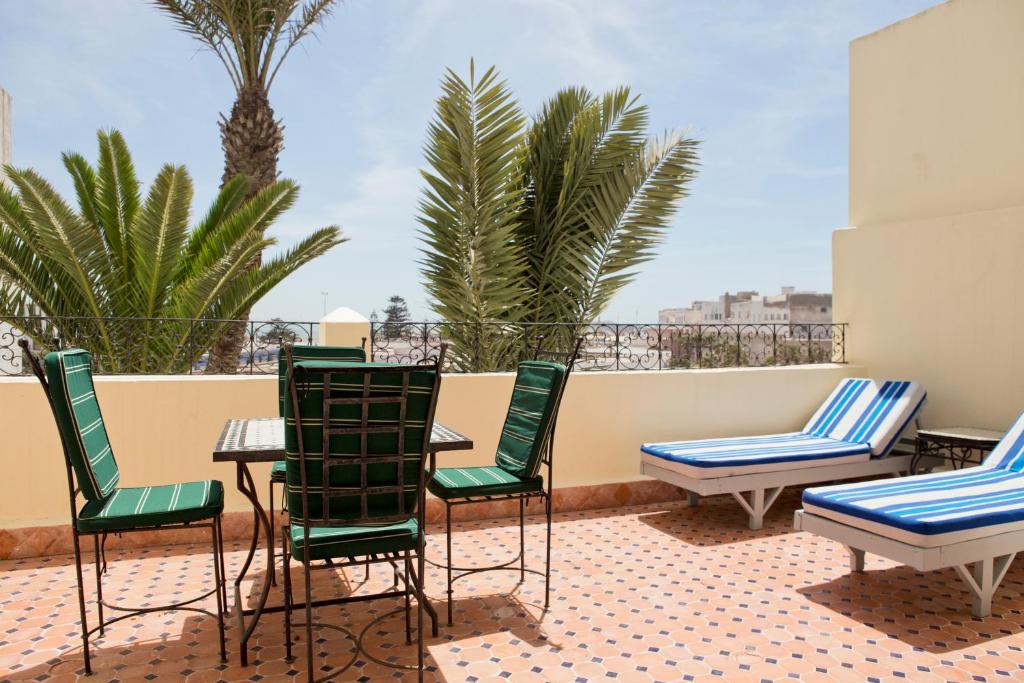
[283,346,446,529]
[530,336,584,475]
[276,342,366,418]
[17,339,84,522]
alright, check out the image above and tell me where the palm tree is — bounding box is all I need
[153,0,339,371]
[0,129,343,373]
[419,63,700,370]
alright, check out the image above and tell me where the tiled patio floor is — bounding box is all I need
[3,491,1024,682]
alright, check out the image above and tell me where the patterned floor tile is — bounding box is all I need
[1,491,1023,681]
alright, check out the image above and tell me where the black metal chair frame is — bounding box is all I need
[18,339,227,676]
[268,338,369,587]
[432,338,582,625]
[281,344,446,682]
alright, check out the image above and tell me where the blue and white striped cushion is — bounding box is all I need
[982,413,1024,470]
[803,466,1024,542]
[641,433,871,468]
[641,377,924,475]
[802,411,1024,544]
[802,378,927,456]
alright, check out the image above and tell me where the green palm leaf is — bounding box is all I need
[0,129,343,372]
[417,61,529,370]
[419,65,700,366]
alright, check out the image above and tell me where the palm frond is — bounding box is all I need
[577,133,700,325]
[153,0,338,92]
[419,67,701,365]
[418,61,529,349]
[0,128,344,372]
[95,130,140,276]
[4,167,106,318]
[132,164,194,316]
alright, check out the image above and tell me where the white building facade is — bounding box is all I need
[659,287,832,325]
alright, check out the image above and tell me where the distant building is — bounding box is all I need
[659,286,832,325]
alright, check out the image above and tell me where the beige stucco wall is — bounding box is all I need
[836,0,1024,430]
[0,363,857,529]
[849,0,1024,227]
[833,209,1024,428]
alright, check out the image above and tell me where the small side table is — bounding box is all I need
[911,426,1003,474]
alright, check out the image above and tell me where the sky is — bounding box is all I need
[0,0,937,323]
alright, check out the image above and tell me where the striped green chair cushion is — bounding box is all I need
[427,466,542,500]
[494,361,567,479]
[43,349,120,501]
[289,518,419,561]
[77,480,224,533]
[277,345,365,418]
[273,347,365,486]
[270,459,287,482]
[284,361,437,527]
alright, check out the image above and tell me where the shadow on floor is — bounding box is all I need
[796,562,1024,654]
[635,488,806,546]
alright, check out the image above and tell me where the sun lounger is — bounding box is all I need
[641,379,927,529]
[795,412,1024,616]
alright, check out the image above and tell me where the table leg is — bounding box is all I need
[233,462,275,667]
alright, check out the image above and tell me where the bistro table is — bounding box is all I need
[910,426,1003,475]
[213,417,473,666]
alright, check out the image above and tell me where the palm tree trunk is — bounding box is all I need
[205,87,283,374]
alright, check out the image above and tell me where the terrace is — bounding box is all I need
[3,1,1024,681]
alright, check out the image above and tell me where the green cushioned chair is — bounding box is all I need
[281,345,445,682]
[426,342,580,625]
[19,342,226,675]
[267,343,366,584]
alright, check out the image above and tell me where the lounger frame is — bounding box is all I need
[794,509,1019,617]
[641,454,913,530]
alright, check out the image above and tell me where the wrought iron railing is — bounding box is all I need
[370,321,847,372]
[0,316,846,376]
[0,316,318,376]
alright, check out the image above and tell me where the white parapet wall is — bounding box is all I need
[0,362,859,530]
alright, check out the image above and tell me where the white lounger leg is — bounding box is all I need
[845,546,866,573]
[731,487,784,530]
[953,553,1016,618]
[687,491,700,507]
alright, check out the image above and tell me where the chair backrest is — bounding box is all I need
[41,349,120,501]
[277,344,366,417]
[802,378,927,456]
[982,413,1024,471]
[493,341,578,479]
[283,350,444,527]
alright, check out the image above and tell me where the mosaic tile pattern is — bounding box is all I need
[2,490,1024,681]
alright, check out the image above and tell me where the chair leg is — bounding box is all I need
[93,535,105,636]
[417,544,426,681]
[404,551,412,645]
[519,497,525,582]
[217,517,228,610]
[282,528,294,662]
[71,529,92,675]
[303,548,314,683]
[445,501,454,626]
[268,480,277,587]
[545,490,553,610]
[212,518,227,662]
